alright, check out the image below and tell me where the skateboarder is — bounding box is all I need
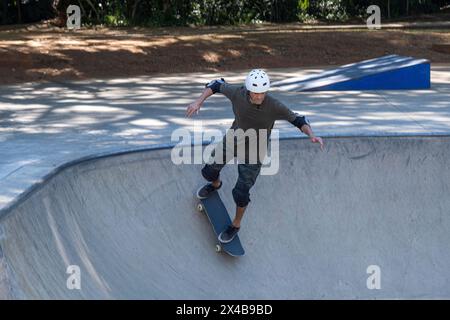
[186,69,324,244]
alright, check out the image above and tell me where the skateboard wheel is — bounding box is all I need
[197,203,205,214]
[215,244,222,253]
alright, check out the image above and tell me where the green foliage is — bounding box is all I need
[0,0,447,26]
[298,0,309,12]
[311,0,349,21]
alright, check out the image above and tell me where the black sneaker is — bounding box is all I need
[218,224,240,244]
[196,181,222,199]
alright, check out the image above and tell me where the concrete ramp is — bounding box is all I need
[272,55,430,91]
[0,136,449,299]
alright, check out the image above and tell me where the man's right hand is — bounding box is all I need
[186,101,202,117]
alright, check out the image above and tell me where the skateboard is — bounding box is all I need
[197,191,245,257]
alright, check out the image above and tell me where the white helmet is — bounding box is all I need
[245,69,270,93]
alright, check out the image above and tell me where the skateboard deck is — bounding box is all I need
[197,191,245,256]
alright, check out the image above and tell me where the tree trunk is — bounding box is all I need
[78,0,86,19]
[387,0,391,19]
[1,0,8,24]
[17,0,22,23]
[85,0,100,22]
[163,0,171,21]
[273,0,279,22]
[131,0,142,22]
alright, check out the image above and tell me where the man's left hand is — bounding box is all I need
[311,136,324,151]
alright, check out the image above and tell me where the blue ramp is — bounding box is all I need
[272,55,430,91]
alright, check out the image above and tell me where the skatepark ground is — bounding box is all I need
[1,65,450,299]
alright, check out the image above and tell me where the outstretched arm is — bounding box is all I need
[290,115,324,151]
[299,123,324,151]
[273,100,325,151]
[186,78,226,118]
[186,87,213,117]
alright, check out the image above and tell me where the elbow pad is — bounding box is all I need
[205,78,225,94]
[290,115,310,130]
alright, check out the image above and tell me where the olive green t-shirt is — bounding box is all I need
[220,83,297,133]
[214,83,298,164]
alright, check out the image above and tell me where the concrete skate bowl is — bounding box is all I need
[0,135,449,299]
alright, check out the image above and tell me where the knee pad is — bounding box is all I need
[232,185,250,207]
[201,164,220,182]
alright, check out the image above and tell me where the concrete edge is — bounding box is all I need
[2,131,450,221]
